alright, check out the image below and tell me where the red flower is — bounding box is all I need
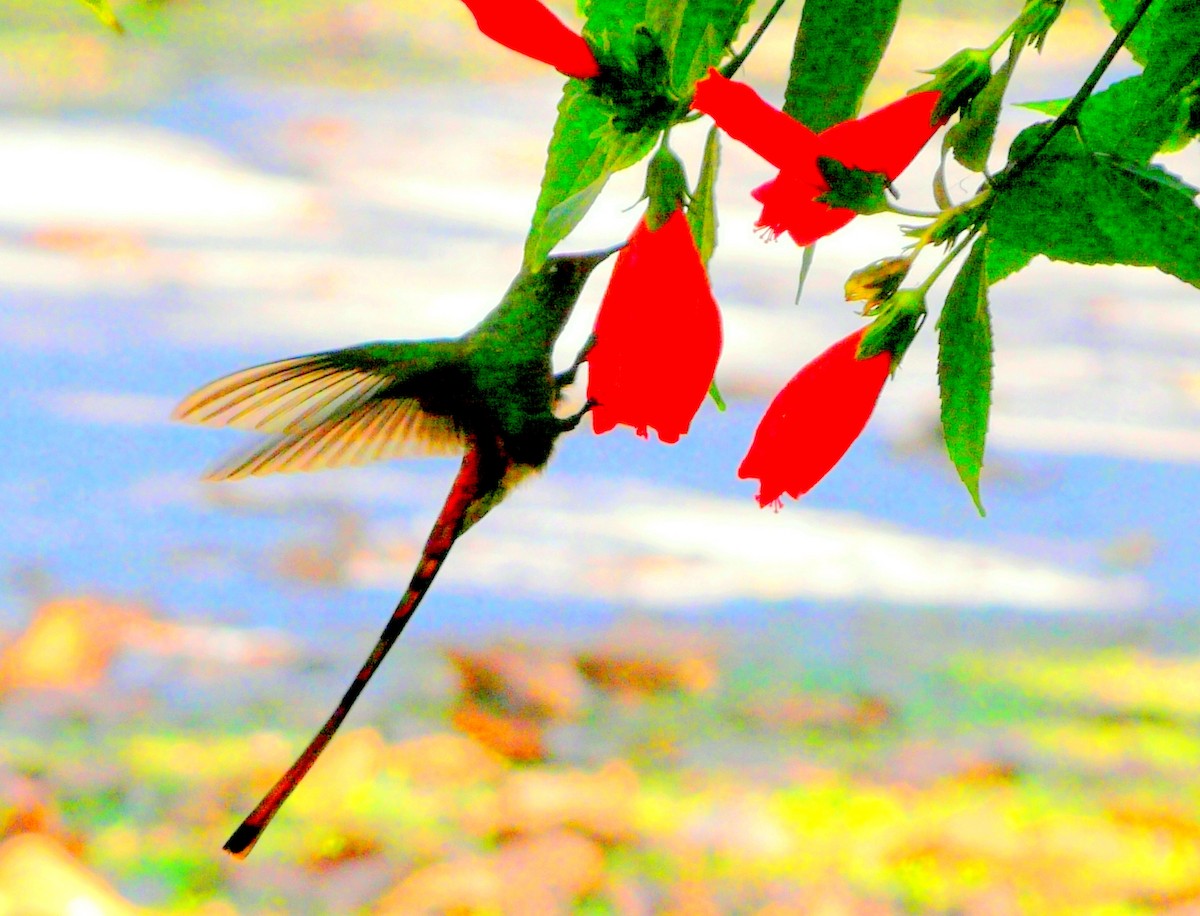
[692,70,944,246]
[738,328,891,507]
[587,209,722,444]
[459,0,600,80]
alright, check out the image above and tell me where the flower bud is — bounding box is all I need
[644,143,689,230]
[1016,0,1065,51]
[915,49,992,121]
[858,289,926,370]
[845,256,914,305]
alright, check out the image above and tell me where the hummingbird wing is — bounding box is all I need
[174,341,470,480]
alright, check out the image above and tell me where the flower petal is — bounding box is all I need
[691,69,818,171]
[460,0,600,80]
[738,328,890,507]
[752,173,855,247]
[816,91,943,179]
[587,210,722,444]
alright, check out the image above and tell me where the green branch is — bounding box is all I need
[722,0,789,78]
[993,0,1157,189]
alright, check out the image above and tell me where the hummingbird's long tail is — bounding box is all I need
[223,443,492,858]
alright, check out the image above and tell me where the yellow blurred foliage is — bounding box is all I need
[963,650,1200,720]
[490,761,639,844]
[387,732,509,786]
[0,598,145,692]
[373,829,604,915]
[0,833,140,916]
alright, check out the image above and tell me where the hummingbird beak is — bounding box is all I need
[566,243,624,274]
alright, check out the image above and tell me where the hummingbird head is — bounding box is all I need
[540,244,622,299]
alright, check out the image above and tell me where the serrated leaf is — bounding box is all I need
[669,0,755,93]
[582,0,647,38]
[1136,0,1200,152]
[539,177,610,261]
[78,0,123,32]
[1018,78,1189,159]
[783,0,902,131]
[990,124,1200,288]
[1016,96,1070,116]
[523,82,658,271]
[1096,0,1165,66]
[948,42,1021,172]
[937,237,992,516]
[687,126,721,266]
[1137,0,1200,92]
[985,238,1036,283]
[1074,75,1188,161]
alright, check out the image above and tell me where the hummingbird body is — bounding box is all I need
[175,251,612,856]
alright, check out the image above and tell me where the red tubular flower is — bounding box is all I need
[459,0,600,80]
[692,70,944,246]
[587,209,722,444]
[738,328,891,508]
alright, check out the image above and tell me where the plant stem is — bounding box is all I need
[984,16,1020,56]
[722,0,788,79]
[993,0,1156,189]
[886,201,940,219]
[917,230,978,295]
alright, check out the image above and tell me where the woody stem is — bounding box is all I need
[993,0,1156,190]
[722,0,789,78]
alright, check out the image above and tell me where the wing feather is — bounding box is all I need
[178,345,470,479]
[175,358,390,434]
[204,400,467,481]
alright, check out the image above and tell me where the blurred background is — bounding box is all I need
[2,0,1200,911]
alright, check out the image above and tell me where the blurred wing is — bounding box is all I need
[204,400,466,480]
[174,345,469,479]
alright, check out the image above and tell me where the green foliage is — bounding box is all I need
[527,0,755,269]
[654,0,756,94]
[937,237,992,516]
[582,0,648,45]
[687,126,721,265]
[523,82,658,270]
[984,239,1035,284]
[816,158,890,213]
[1135,0,1200,151]
[946,42,1020,172]
[782,0,902,131]
[1096,0,1166,65]
[1022,76,1191,161]
[989,123,1200,288]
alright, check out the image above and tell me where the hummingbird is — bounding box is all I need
[174,248,615,856]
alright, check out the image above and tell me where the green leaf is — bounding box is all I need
[707,380,727,411]
[989,124,1200,288]
[523,82,658,271]
[77,0,123,32]
[1021,77,1192,161]
[985,239,1036,283]
[937,237,992,516]
[1095,0,1165,66]
[1136,0,1200,151]
[1136,0,1200,93]
[687,126,721,266]
[1076,75,1189,161]
[1015,96,1070,116]
[582,0,648,40]
[668,0,755,93]
[783,0,902,131]
[947,42,1021,172]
